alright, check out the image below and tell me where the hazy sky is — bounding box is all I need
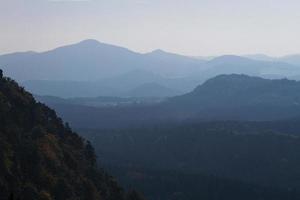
[1,0,300,56]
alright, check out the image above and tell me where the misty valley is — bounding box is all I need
[1,39,300,200]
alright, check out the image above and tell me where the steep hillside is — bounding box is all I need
[0,70,144,200]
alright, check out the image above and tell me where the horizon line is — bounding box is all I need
[1,39,300,59]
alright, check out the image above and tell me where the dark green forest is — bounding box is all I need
[0,71,144,200]
[108,166,299,200]
[79,121,300,200]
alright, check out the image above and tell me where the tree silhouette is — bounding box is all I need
[85,140,97,166]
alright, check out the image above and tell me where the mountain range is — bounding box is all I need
[245,54,300,66]
[0,39,204,82]
[2,40,300,98]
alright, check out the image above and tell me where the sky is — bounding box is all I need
[1,0,300,56]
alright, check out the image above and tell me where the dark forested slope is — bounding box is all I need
[80,122,300,191]
[108,167,300,200]
[0,70,144,200]
[80,121,300,200]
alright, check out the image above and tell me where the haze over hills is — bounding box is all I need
[2,40,300,98]
[1,40,300,82]
[244,54,300,66]
[280,54,300,66]
[37,74,300,129]
[28,70,300,199]
[0,39,145,81]
[23,70,186,98]
[201,55,300,79]
[0,39,205,82]
[60,74,300,199]
[35,95,164,108]
[243,54,276,61]
[5,0,300,199]
[2,71,300,200]
[124,82,181,98]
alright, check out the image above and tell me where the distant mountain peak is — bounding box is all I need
[200,74,264,87]
[152,49,166,53]
[211,73,257,80]
[186,74,297,104]
[78,39,101,45]
[146,49,169,56]
[184,74,268,96]
[145,49,203,64]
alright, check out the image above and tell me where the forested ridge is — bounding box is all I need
[0,70,145,200]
